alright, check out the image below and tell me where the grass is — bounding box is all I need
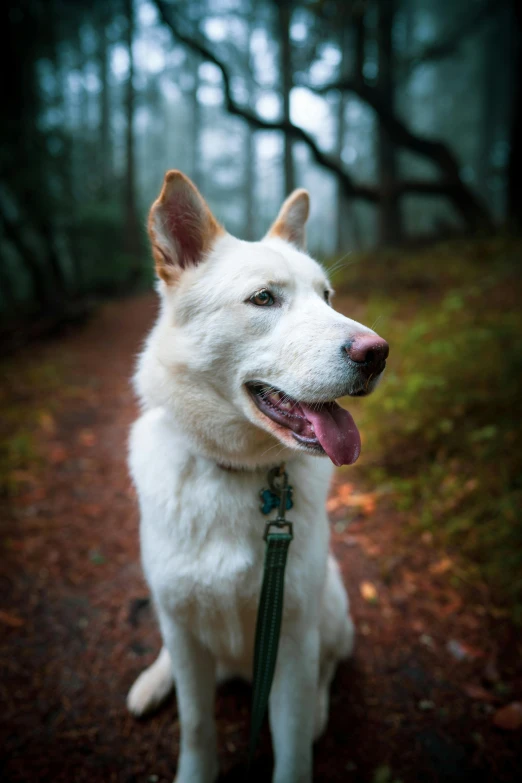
[0,359,64,497]
[331,236,522,619]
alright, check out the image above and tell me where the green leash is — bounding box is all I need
[249,465,294,763]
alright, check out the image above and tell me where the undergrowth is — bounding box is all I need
[333,237,522,619]
[0,360,63,497]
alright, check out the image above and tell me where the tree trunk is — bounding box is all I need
[278,1,294,195]
[335,21,361,252]
[376,0,403,246]
[243,9,256,241]
[189,54,202,189]
[507,5,522,229]
[0,208,49,311]
[123,0,141,281]
[476,18,499,202]
[243,122,256,241]
[99,17,112,200]
[0,249,17,313]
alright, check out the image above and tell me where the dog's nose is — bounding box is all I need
[344,334,389,375]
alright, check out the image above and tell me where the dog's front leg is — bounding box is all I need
[269,625,319,783]
[159,615,218,783]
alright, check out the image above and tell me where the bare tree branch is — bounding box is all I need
[304,77,491,228]
[153,0,491,230]
[154,0,378,203]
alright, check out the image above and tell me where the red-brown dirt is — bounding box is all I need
[1,294,521,783]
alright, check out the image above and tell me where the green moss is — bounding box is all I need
[0,359,63,497]
[333,237,522,617]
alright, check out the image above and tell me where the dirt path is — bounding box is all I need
[1,295,520,783]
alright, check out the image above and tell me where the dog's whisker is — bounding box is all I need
[258,441,288,461]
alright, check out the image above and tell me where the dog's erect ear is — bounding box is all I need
[148,170,224,284]
[266,189,310,250]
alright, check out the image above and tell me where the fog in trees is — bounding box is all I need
[1,0,519,327]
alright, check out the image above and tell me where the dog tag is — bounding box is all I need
[259,465,293,516]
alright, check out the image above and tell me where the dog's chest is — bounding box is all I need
[131,409,332,659]
[140,476,275,659]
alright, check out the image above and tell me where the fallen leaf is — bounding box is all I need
[327,484,376,516]
[462,683,499,703]
[82,504,103,518]
[78,429,96,447]
[360,581,378,604]
[49,444,67,464]
[326,497,343,513]
[335,483,355,502]
[39,411,56,434]
[0,610,24,627]
[493,702,522,731]
[347,492,376,515]
[9,470,37,485]
[437,595,463,616]
[430,557,452,575]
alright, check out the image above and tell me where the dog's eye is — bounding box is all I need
[249,289,275,306]
[324,290,330,304]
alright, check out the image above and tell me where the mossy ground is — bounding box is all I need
[331,236,522,619]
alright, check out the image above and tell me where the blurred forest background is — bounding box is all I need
[1,0,521,325]
[1,0,521,612]
[2,2,522,779]
[1,0,522,609]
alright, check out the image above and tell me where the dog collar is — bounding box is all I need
[215,460,285,474]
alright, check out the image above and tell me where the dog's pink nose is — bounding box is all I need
[345,334,389,375]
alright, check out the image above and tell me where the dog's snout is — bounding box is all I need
[344,334,389,375]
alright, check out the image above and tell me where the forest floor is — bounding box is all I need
[1,286,521,783]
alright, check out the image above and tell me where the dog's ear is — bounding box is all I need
[148,170,224,284]
[266,189,310,250]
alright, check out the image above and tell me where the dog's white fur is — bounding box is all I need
[126,172,382,783]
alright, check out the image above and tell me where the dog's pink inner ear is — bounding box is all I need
[267,189,310,250]
[164,196,204,268]
[148,171,223,284]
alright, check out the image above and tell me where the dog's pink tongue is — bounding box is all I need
[300,402,361,467]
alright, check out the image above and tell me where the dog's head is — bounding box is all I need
[136,171,388,469]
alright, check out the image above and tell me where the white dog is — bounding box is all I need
[126,171,388,783]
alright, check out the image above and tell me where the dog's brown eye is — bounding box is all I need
[324,290,330,303]
[249,290,275,306]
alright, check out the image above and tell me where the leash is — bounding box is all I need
[249,464,294,764]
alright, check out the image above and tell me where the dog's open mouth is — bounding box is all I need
[246,382,361,467]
